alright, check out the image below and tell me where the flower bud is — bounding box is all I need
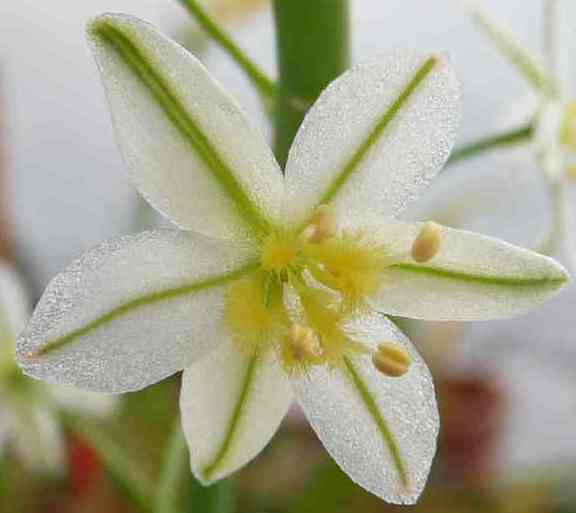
[411,221,442,263]
[372,342,411,377]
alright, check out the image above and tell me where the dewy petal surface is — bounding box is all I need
[17,230,258,393]
[180,343,292,484]
[292,313,438,505]
[371,222,568,321]
[88,14,284,241]
[282,51,460,228]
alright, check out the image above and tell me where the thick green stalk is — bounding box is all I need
[447,124,533,167]
[272,0,350,165]
[155,420,188,513]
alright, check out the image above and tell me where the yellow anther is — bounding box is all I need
[303,205,338,243]
[289,324,320,361]
[411,221,442,263]
[372,342,412,378]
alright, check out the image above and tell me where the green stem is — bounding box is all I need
[177,0,276,106]
[446,124,533,167]
[63,413,153,513]
[272,0,350,166]
[155,420,188,513]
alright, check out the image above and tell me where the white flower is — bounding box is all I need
[409,139,576,479]
[0,262,115,476]
[16,14,567,504]
[465,0,576,265]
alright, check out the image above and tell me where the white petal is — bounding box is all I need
[49,385,118,417]
[371,222,568,321]
[283,51,460,228]
[88,14,284,240]
[180,343,292,484]
[17,230,258,393]
[0,262,30,351]
[553,0,576,96]
[7,402,66,476]
[465,2,555,96]
[545,179,576,271]
[405,154,552,250]
[292,313,438,505]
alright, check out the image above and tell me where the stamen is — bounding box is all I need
[372,342,412,378]
[411,221,442,263]
[289,324,321,361]
[302,205,337,243]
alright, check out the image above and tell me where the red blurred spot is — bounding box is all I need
[67,434,103,498]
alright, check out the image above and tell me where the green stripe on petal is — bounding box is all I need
[35,262,257,358]
[181,346,292,484]
[468,5,557,97]
[291,313,438,504]
[392,262,567,289]
[17,230,260,393]
[202,353,259,481]
[319,56,438,207]
[88,15,284,241]
[343,357,408,488]
[372,222,569,321]
[283,51,460,227]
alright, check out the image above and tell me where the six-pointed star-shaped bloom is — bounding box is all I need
[16,14,568,504]
[466,0,576,266]
[0,261,115,475]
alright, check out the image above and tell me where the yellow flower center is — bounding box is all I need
[225,206,441,373]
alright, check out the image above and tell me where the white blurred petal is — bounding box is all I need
[370,222,568,320]
[405,153,551,249]
[89,14,284,240]
[292,313,438,505]
[181,343,292,484]
[283,51,460,228]
[0,263,30,351]
[7,402,66,476]
[49,385,118,417]
[17,230,257,393]
[554,0,576,96]
[466,2,555,95]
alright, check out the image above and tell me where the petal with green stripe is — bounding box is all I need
[282,51,460,228]
[292,313,438,505]
[16,230,258,393]
[88,14,284,241]
[180,343,292,484]
[467,4,556,97]
[371,222,569,320]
